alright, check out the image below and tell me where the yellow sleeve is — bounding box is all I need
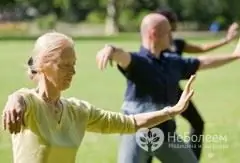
[67,97,136,134]
[85,103,136,134]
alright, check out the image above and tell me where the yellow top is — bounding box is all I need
[10,88,136,163]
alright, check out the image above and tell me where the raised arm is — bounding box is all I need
[86,75,195,134]
[2,92,26,134]
[96,44,157,85]
[183,22,239,54]
[197,54,238,70]
[197,36,240,70]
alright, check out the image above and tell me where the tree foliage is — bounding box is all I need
[1,0,239,30]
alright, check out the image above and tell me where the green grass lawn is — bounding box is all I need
[0,38,239,163]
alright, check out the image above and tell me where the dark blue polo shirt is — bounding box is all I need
[164,38,189,96]
[117,46,199,134]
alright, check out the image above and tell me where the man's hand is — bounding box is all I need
[96,45,115,70]
[96,44,131,70]
[226,22,239,42]
[168,75,195,116]
[2,94,25,134]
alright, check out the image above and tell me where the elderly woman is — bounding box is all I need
[2,32,195,163]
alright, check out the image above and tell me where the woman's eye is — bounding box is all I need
[61,64,68,67]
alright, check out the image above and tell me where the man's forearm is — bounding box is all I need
[111,47,131,69]
[197,54,238,70]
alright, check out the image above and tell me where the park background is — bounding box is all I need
[0,0,240,163]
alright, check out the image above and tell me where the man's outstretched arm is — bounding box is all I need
[197,54,238,70]
[197,37,240,70]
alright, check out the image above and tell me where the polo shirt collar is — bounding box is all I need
[139,46,165,60]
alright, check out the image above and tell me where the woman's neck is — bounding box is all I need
[37,80,61,106]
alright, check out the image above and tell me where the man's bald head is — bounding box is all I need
[140,13,171,53]
[140,13,170,38]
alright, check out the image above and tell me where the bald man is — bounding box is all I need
[96,13,240,163]
[153,9,238,161]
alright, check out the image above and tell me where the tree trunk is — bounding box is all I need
[105,0,119,35]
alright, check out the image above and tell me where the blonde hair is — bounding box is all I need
[27,32,74,81]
